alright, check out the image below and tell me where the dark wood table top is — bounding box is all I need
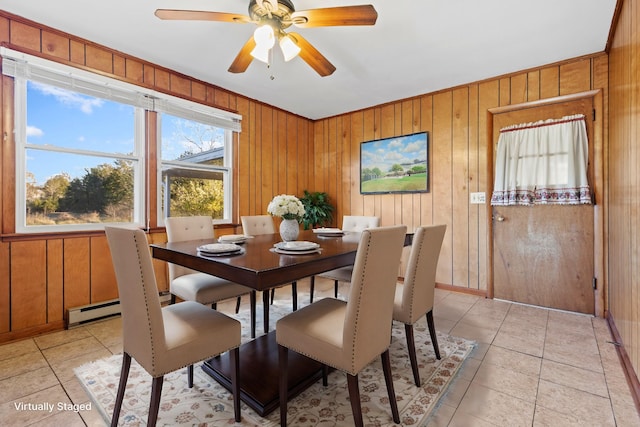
[151,230,365,291]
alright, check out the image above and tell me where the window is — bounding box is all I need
[491,114,591,205]
[158,113,232,222]
[2,47,241,233]
[4,51,147,233]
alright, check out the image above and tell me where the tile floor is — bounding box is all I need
[0,278,638,426]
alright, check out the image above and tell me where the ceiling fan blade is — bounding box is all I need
[291,5,378,28]
[155,9,251,24]
[228,37,256,73]
[289,33,336,77]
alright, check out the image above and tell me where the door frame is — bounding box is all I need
[486,89,606,317]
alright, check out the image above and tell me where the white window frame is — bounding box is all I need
[2,48,148,233]
[155,94,237,226]
[2,47,242,233]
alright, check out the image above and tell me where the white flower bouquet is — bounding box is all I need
[267,194,305,221]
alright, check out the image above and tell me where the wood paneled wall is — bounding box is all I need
[0,9,623,371]
[311,55,608,292]
[0,11,313,342]
[608,0,640,392]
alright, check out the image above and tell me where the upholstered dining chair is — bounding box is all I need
[277,225,407,427]
[393,224,447,387]
[309,215,380,303]
[241,215,298,333]
[165,216,257,339]
[104,226,242,426]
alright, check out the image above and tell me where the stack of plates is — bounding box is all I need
[312,227,344,237]
[273,241,321,255]
[218,234,249,244]
[197,243,243,257]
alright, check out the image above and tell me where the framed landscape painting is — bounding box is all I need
[360,132,429,194]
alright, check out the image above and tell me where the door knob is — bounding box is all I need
[494,214,505,222]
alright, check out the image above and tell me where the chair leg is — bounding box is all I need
[250,291,257,339]
[263,291,270,334]
[309,276,315,304]
[230,347,241,422]
[211,302,217,310]
[278,345,289,427]
[235,296,242,314]
[291,281,297,311]
[147,376,164,427]
[346,374,363,427]
[270,288,275,305]
[404,323,421,387]
[111,352,131,427]
[322,365,329,387]
[334,280,339,298]
[187,364,194,388]
[381,349,401,424]
[426,310,441,359]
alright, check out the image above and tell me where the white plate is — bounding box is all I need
[274,248,321,255]
[274,241,320,251]
[198,248,244,257]
[197,243,241,254]
[313,228,343,234]
[218,234,248,243]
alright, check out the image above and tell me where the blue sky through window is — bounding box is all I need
[26,81,135,185]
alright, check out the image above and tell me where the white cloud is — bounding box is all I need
[31,81,103,114]
[26,125,43,137]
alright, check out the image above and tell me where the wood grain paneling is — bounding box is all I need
[608,0,640,391]
[63,237,90,312]
[0,10,315,341]
[0,8,622,362]
[312,55,606,296]
[90,236,118,302]
[46,239,63,323]
[11,240,47,329]
[0,242,9,332]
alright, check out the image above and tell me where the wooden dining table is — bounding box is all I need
[151,229,413,417]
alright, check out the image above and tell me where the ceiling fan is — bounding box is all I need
[155,0,378,77]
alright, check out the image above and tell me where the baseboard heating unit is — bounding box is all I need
[67,293,171,328]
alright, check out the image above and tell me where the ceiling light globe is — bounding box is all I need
[250,44,271,64]
[279,35,301,62]
[253,24,275,48]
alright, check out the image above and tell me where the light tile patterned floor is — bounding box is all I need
[0,278,637,426]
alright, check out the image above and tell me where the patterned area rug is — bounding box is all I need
[75,295,475,426]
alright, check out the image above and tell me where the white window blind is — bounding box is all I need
[1,47,242,132]
[154,97,242,133]
[1,48,153,109]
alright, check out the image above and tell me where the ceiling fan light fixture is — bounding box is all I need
[279,35,301,61]
[253,24,275,48]
[250,43,271,64]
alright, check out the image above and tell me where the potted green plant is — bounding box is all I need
[299,190,334,230]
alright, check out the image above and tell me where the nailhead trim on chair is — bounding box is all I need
[133,232,159,374]
[348,232,373,375]
[406,235,425,321]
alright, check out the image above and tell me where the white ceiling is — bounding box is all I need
[1,0,617,120]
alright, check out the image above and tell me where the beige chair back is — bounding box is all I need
[241,215,275,235]
[341,215,380,232]
[343,225,406,374]
[396,224,447,324]
[104,226,165,373]
[165,216,214,282]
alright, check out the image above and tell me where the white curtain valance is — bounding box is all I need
[491,114,592,206]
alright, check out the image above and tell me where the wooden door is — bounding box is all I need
[491,97,595,314]
[493,205,594,313]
